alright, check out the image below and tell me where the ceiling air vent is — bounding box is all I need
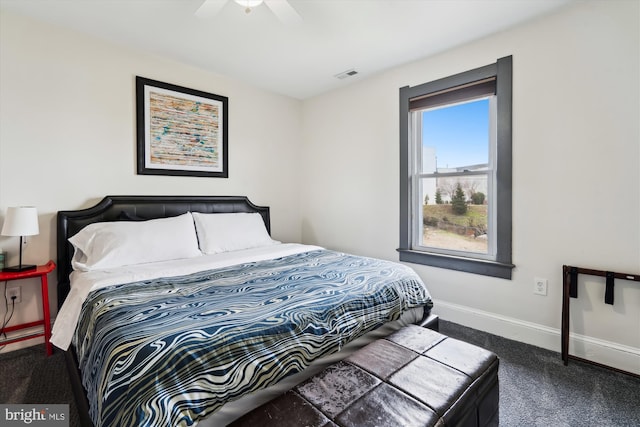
[334,69,359,80]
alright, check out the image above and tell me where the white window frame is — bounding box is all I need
[398,56,514,279]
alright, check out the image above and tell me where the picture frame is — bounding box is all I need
[136,76,228,178]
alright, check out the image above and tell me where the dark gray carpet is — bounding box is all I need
[439,320,640,426]
[0,345,80,426]
[1,322,639,426]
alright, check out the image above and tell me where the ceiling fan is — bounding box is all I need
[196,0,302,24]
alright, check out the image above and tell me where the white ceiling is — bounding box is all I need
[0,0,573,99]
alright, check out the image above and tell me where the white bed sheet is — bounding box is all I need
[50,243,322,350]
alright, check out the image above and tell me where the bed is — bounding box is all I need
[53,195,433,426]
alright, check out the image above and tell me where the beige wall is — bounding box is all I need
[1,1,638,373]
[301,0,640,373]
[0,10,302,347]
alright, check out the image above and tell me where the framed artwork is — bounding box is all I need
[136,76,228,178]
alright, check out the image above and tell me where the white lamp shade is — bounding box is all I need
[1,206,40,237]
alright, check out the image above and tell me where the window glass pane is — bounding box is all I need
[421,98,490,173]
[419,175,488,254]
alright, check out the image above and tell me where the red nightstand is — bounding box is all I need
[0,260,56,355]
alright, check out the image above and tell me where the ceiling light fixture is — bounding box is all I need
[234,0,264,14]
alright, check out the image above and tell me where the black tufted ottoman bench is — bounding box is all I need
[231,324,499,427]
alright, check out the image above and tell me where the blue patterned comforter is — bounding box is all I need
[74,249,432,426]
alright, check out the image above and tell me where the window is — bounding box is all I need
[399,56,514,279]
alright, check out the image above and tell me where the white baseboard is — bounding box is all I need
[433,300,640,376]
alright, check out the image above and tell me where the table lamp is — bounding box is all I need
[1,206,39,272]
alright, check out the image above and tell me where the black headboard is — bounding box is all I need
[56,195,270,309]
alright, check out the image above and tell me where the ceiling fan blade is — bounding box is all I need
[264,0,302,25]
[195,0,228,19]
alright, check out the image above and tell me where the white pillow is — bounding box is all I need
[192,212,279,254]
[69,212,201,271]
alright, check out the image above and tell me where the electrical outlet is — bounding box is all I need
[6,286,21,303]
[534,277,548,296]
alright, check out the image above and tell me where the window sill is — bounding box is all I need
[397,249,514,279]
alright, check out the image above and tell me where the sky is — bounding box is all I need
[422,98,489,169]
